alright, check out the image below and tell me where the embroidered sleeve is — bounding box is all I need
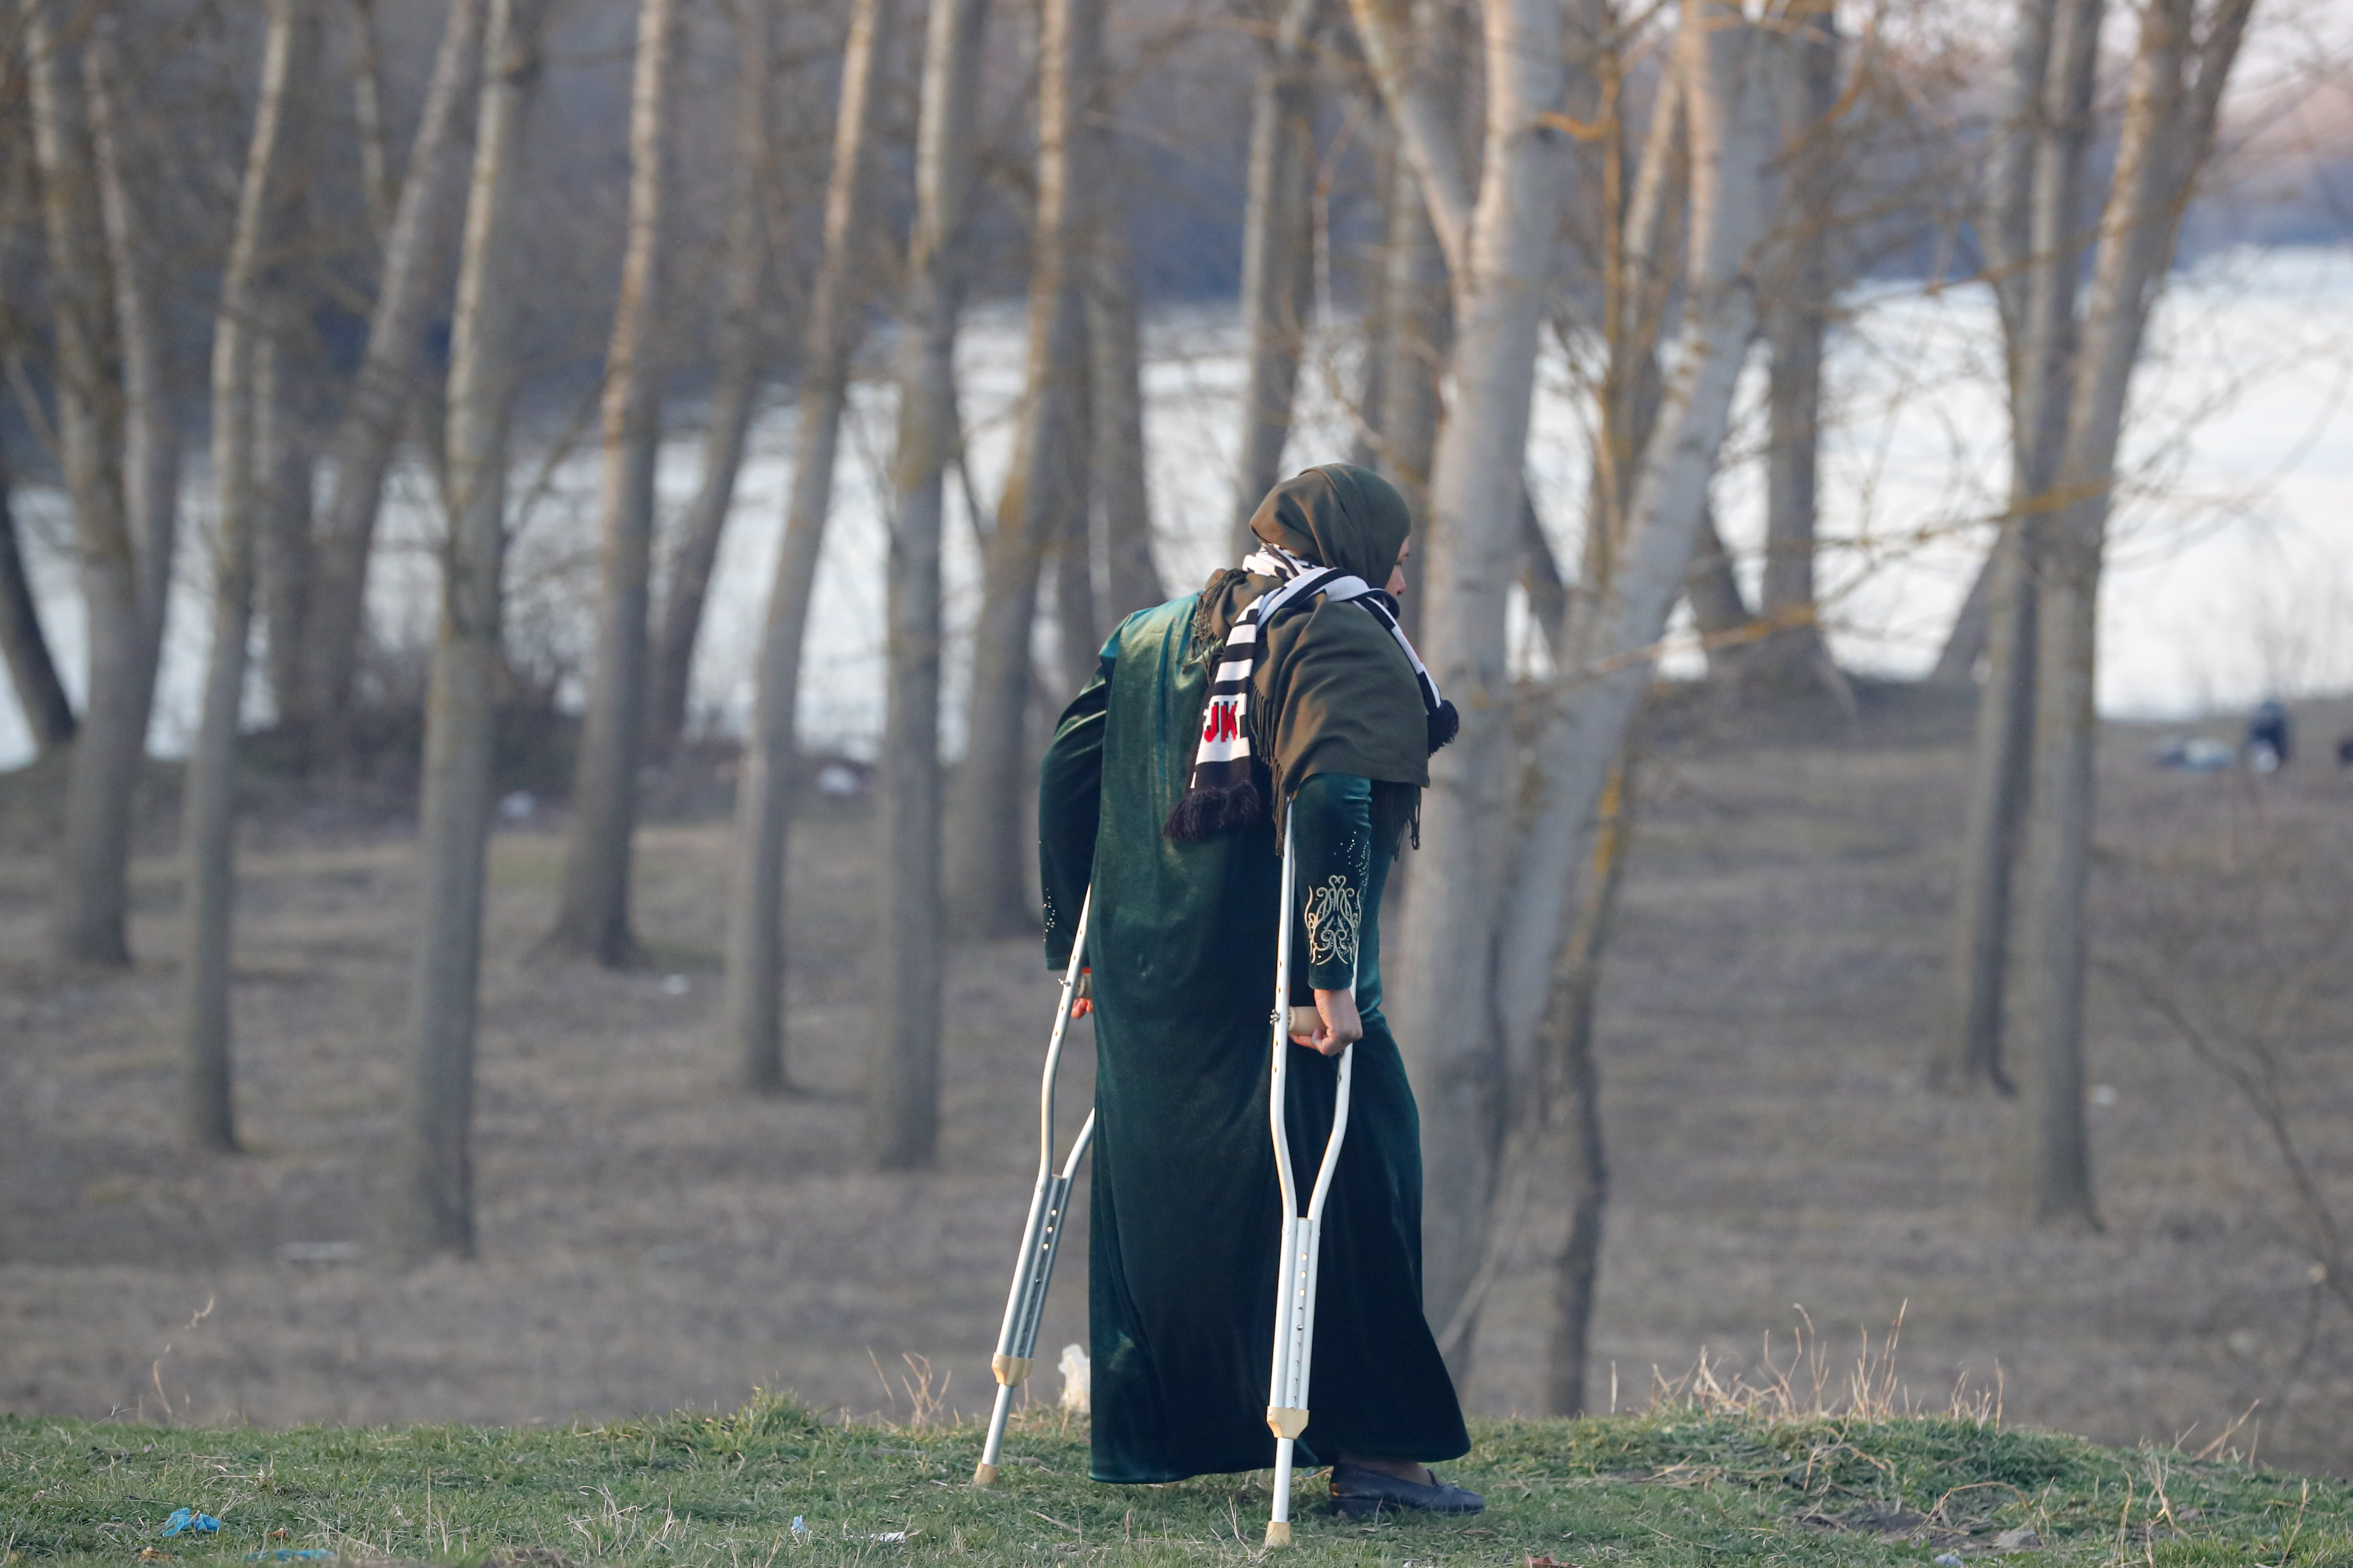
[1304,874,1362,972]
[1291,772,1374,993]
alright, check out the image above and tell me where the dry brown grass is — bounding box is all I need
[2,686,2350,1477]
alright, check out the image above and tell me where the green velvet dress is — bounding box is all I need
[1039,593,1470,1485]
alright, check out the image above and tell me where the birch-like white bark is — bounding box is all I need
[398,0,545,1260]
[1376,0,1571,1371]
[552,0,680,967]
[180,0,317,1154]
[727,0,896,1089]
[1491,4,1780,1159]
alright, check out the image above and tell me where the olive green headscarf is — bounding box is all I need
[1179,464,1447,847]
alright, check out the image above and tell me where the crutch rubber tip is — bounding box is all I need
[1264,1521,1293,1548]
[971,1461,999,1487]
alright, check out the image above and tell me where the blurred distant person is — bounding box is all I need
[1037,465,1481,1517]
[2246,699,2291,774]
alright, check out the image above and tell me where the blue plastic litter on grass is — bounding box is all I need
[791,1518,809,1535]
[245,1551,335,1561]
[161,1509,223,1537]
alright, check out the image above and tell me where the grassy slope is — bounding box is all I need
[5,1401,2349,1568]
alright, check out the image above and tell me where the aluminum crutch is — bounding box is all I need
[1264,818,1355,1546]
[973,888,1097,1486]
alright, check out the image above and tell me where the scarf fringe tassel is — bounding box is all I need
[1162,778,1264,843]
[1427,698,1460,753]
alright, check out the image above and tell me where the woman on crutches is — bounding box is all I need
[1036,464,1484,1522]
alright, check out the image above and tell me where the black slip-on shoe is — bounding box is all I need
[1328,1462,1486,1518]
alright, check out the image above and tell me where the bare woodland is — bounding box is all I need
[1,0,2348,1446]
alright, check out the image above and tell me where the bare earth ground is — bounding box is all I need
[3,685,2350,1475]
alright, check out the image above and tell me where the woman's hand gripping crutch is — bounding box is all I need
[1263,819,1356,1546]
[973,891,1096,1487]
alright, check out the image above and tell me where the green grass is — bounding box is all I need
[5,1397,2349,1568]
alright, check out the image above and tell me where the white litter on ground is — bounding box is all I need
[1058,1342,1090,1415]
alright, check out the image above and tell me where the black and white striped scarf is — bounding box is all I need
[1163,544,1457,842]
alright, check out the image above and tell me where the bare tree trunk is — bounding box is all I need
[397,0,544,1261]
[180,0,317,1155]
[1938,523,2034,1092]
[1062,47,1110,692]
[1933,566,1995,686]
[551,0,680,968]
[1683,502,1753,668]
[1229,0,1323,555]
[305,0,487,761]
[1490,11,1782,1316]
[1587,59,1685,616]
[646,0,776,762]
[1540,752,1633,1416]
[85,18,177,694]
[1370,0,1465,644]
[874,0,988,1174]
[257,329,321,727]
[1091,189,1161,620]
[1346,0,1473,272]
[1519,487,1567,664]
[725,0,895,1089]
[2014,0,2251,1231]
[1934,0,2101,1095]
[25,0,141,966]
[1054,342,1098,694]
[946,0,1098,937]
[348,0,397,244]
[1929,0,2064,687]
[0,445,74,753]
[1754,0,1839,686]
[1353,0,1572,1380]
[1349,124,1395,475]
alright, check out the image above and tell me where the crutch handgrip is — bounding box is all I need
[991,1354,1033,1386]
[1266,1406,1309,1439]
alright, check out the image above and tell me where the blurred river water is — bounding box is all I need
[3,244,2348,771]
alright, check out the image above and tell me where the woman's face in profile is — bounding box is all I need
[1388,539,1409,598]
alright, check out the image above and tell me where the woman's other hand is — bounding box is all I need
[1289,988,1361,1056]
[1070,967,1093,1019]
